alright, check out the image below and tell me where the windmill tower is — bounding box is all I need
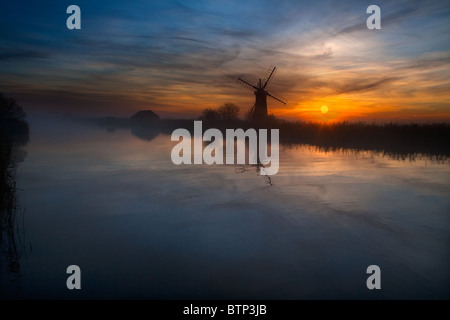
[238,66,287,120]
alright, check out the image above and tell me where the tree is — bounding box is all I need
[199,108,220,121]
[217,103,240,121]
[0,93,29,145]
[0,93,26,122]
[244,105,254,121]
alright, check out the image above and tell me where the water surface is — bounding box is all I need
[1,117,449,299]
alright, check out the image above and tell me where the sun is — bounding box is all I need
[321,105,328,114]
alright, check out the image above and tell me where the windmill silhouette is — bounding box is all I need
[238,66,287,120]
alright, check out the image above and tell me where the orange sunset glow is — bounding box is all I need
[1,1,449,123]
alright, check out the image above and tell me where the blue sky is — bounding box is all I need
[1,0,449,121]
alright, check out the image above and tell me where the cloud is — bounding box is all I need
[1,0,449,121]
[400,52,450,70]
[333,77,399,95]
[0,49,50,61]
[335,5,418,36]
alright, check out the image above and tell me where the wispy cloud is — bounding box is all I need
[0,0,449,121]
[0,49,50,61]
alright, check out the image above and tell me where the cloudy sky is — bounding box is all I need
[1,0,449,121]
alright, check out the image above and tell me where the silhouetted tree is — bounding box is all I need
[0,93,29,145]
[0,93,26,122]
[0,93,29,280]
[244,106,254,121]
[218,103,240,121]
[199,108,220,121]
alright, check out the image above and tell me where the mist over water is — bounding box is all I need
[1,115,449,299]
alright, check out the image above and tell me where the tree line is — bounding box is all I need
[199,103,241,121]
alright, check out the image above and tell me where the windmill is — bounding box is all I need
[238,66,287,120]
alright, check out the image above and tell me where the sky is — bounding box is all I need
[1,0,450,122]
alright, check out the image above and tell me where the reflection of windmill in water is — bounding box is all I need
[236,66,287,185]
[238,66,287,120]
